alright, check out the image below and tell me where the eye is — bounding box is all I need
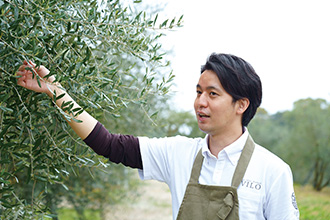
[196,90,202,96]
[210,91,218,96]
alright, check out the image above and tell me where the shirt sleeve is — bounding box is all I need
[264,164,300,220]
[138,136,173,182]
[83,122,143,169]
[138,136,201,184]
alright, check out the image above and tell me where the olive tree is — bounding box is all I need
[0,0,182,218]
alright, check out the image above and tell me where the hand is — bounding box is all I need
[16,60,56,95]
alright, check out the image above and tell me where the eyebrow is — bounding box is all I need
[196,84,221,91]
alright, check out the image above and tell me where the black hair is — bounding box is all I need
[201,53,262,126]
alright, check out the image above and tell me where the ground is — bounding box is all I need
[106,179,172,220]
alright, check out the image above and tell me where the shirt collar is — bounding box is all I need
[201,127,249,165]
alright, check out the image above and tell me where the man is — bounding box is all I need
[17,53,299,219]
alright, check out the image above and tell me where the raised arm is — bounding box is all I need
[16,61,143,169]
[16,61,97,140]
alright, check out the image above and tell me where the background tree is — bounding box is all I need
[0,0,182,218]
[248,108,289,153]
[280,98,330,191]
[158,108,205,138]
[249,99,330,191]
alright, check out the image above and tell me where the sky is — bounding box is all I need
[144,0,330,114]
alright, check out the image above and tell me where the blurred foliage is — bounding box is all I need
[158,108,205,138]
[0,0,182,219]
[249,98,330,191]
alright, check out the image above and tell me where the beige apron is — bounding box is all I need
[177,135,255,220]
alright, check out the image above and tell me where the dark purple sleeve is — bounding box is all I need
[83,122,143,169]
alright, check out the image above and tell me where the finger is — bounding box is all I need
[17,76,26,87]
[40,65,50,75]
[18,64,33,73]
[18,67,32,76]
[16,71,31,78]
[23,65,36,74]
[18,75,26,81]
[16,71,25,76]
[28,60,36,67]
[18,64,28,71]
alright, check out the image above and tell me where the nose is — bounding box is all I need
[195,92,208,109]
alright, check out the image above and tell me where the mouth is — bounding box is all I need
[197,112,210,121]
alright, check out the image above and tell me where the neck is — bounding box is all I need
[208,126,244,158]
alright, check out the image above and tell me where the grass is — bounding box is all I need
[295,185,330,220]
[57,208,101,220]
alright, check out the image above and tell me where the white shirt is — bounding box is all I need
[138,129,299,220]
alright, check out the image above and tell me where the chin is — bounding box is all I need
[198,126,208,135]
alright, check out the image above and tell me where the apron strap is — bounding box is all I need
[189,148,204,183]
[231,135,255,188]
[189,135,255,186]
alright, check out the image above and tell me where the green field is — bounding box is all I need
[58,208,101,220]
[295,185,330,220]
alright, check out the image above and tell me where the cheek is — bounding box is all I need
[193,98,198,111]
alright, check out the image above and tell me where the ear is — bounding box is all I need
[236,98,250,115]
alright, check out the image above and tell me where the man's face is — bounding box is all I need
[194,70,241,136]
